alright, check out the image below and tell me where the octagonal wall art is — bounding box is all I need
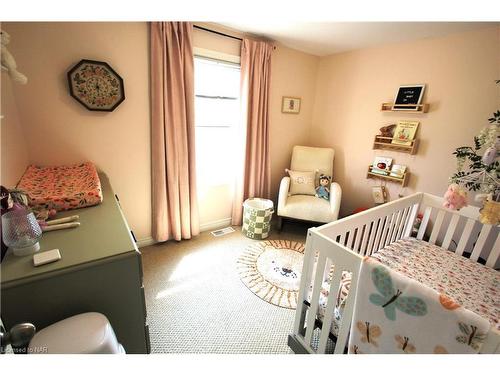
[67,59,125,112]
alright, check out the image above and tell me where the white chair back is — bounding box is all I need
[290,146,334,178]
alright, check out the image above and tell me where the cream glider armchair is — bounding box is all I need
[277,146,341,228]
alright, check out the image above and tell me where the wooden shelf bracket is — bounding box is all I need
[372,135,418,155]
[366,166,410,187]
[380,102,429,113]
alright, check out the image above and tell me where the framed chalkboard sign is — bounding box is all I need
[393,84,425,110]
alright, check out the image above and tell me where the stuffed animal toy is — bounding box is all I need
[0,186,56,220]
[481,143,498,165]
[478,197,500,225]
[411,212,424,236]
[315,174,331,200]
[0,186,29,212]
[379,124,397,143]
[443,184,468,210]
[1,30,27,84]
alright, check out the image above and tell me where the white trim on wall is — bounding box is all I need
[199,217,233,232]
[136,217,233,248]
[136,237,156,248]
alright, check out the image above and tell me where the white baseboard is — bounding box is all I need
[200,217,232,232]
[136,237,156,248]
[136,218,233,248]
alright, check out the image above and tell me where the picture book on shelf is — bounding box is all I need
[371,156,393,175]
[392,120,419,146]
[390,164,407,179]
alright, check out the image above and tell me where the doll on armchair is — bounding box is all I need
[315,174,331,200]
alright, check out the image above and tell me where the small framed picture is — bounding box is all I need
[282,96,301,114]
[393,84,425,110]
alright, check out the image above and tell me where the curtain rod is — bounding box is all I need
[193,25,243,42]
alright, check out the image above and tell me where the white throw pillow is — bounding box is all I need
[287,170,316,196]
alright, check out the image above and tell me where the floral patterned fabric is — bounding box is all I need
[314,277,350,335]
[348,257,491,354]
[17,162,103,212]
[311,237,499,338]
[308,261,351,336]
[372,237,499,331]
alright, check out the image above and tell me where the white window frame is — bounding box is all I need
[194,51,241,129]
[193,47,240,65]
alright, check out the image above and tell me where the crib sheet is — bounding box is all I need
[17,162,103,212]
[372,237,499,331]
[313,237,499,336]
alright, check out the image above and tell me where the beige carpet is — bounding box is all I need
[140,221,308,354]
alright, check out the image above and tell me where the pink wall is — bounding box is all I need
[269,44,319,199]
[3,22,152,240]
[311,26,500,216]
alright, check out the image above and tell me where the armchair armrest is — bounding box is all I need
[277,176,291,216]
[329,182,342,221]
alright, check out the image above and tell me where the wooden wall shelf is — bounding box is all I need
[381,103,429,113]
[366,166,410,187]
[373,136,418,154]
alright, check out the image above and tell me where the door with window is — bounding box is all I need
[194,56,240,230]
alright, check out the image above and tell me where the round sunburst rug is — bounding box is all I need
[236,239,305,309]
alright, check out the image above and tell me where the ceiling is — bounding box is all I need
[220,22,497,56]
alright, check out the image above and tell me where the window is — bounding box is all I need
[194,56,241,187]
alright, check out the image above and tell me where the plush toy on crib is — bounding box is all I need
[443,183,468,210]
[1,30,28,84]
[315,174,331,200]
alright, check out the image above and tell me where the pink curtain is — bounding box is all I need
[150,22,199,241]
[232,39,273,225]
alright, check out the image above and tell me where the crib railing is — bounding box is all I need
[318,193,422,256]
[291,193,423,353]
[418,194,499,267]
[290,192,500,354]
[290,230,360,353]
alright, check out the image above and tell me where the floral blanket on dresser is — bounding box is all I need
[17,162,103,212]
[348,257,491,354]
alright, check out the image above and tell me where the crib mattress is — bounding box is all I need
[313,237,499,336]
[372,237,499,331]
[17,162,103,212]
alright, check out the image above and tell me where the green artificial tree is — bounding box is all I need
[448,80,500,224]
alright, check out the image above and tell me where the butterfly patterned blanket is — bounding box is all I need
[348,257,491,354]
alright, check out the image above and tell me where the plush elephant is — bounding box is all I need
[1,30,27,84]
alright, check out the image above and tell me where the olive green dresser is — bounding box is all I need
[1,174,150,353]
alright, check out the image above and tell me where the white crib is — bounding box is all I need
[288,192,500,354]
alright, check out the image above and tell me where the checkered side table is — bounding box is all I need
[242,198,274,240]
